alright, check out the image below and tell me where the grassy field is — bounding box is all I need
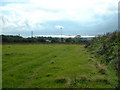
[2,44,118,88]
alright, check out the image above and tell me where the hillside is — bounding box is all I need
[85,31,120,88]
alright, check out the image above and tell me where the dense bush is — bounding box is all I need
[85,31,120,70]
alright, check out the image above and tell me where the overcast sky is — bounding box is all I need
[0,0,118,37]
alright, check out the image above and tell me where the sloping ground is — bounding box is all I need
[85,31,120,88]
[2,44,118,88]
[85,31,120,70]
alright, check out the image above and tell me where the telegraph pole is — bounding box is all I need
[60,28,62,43]
[31,31,33,38]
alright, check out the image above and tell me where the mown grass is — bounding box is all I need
[2,44,118,88]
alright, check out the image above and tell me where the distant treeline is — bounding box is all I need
[1,35,91,44]
[85,31,120,70]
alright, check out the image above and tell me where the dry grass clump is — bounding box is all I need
[80,75,88,81]
[88,56,94,61]
[67,73,77,87]
[92,76,110,84]
[95,62,106,74]
[67,74,90,88]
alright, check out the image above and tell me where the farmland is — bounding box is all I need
[2,44,118,88]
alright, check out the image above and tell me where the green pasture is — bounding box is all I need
[2,44,118,88]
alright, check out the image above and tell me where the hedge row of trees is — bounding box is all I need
[1,35,90,44]
[85,31,120,70]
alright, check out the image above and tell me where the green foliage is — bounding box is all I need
[85,31,120,69]
[1,35,90,44]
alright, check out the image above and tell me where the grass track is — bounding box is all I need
[2,44,118,88]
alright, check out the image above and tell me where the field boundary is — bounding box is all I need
[2,43,86,45]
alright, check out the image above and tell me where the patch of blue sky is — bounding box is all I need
[0,2,26,6]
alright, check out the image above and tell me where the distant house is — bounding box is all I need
[75,35,81,38]
[46,39,51,43]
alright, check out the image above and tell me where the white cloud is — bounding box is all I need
[55,25,64,29]
[0,0,118,35]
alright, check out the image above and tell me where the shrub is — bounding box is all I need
[86,31,120,69]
